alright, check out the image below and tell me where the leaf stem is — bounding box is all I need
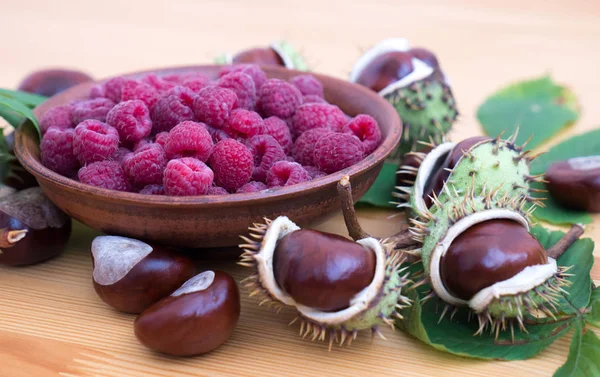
[547,224,585,259]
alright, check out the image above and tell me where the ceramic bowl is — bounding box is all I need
[14,65,402,248]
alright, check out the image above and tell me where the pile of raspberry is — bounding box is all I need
[40,64,382,196]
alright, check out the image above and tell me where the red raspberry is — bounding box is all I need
[292,128,333,166]
[290,75,324,97]
[78,161,131,192]
[40,127,79,177]
[151,86,197,133]
[139,184,165,195]
[164,121,213,161]
[286,156,296,162]
[208,139,253,192]
[223,109,264,140]
[106,100,152,142]
[132,138,152,151]
[89,84,106,99]
[163,158,214,196]
[257,79,302,119]
[207,185,229,195]
[303,165,327,179]
[103,77,128,103]
[219,64,267,89]
[142,73,177,93]
[302,94,327,104]
[182,76,211,94]
[72,98,116,124]
[266,161,311,187]
[246,135,286,182]
[40,105,74,135]
[163,72,205,84]
[236,181,267,193]
[123,143,167,186]
[154,132,169,147]
[112,147,132,163]
[218,72,256,110]
[73,120,120,164]
[291,103,347,137]
[343,114,381,154]
[263,116,292,154]
[193,86,238,128]
[121,80,160,109]
[206,125,230,143]
[313,133,365,173]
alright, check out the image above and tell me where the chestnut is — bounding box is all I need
[355,51,414,92]
[232,47,285,66]
[408,47,440,69]
[545,156,600,212]
[17,68,93,97]
[273,229,375,312]
[91,235,196,314]
[134,270,240,356]
[0,187,71,266]
[439,219,547,300]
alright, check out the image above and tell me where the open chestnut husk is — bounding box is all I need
[217,41,308,71]
[17,68,93,97]
[0,187,71,266]
[91,235,196,314]
[134,270,240,356]
[545,156,600,212]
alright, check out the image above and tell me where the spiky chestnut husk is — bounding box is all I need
[409,186,570,336]
[350,38,457,158]
[238,216,410,348]
[215,41,308,71]
[394,133,544,218]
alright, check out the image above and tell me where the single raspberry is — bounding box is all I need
[164,121,213,161]
[266,161,311,187]
[236,181,267,193]
[139,184,165,195]
[182,76,211,94]
[217,72,256,110]
[151,86,196,133]
[121,80,160,109]
[193,86,237,128]
[142,73,177,93]
[223,109,264,140]
[291,103,347,137]
[154,132,169,147]
[313,133,365,173]
[303,165,327,179]
[343,114,381,154]
[72,98,116,124]
[208,139,253,192]
[163,158,214,196]
[219,64,267,89]
[123,143,167,186]
[206,125,230,143]
[112,147,132,164]
[257,79,302,119]
[162,72,204,84]
[292,128,333,166]
[73,120,120,164]
[207,185,228,195]
[106,100,152,142]
[103,77,128,103]
[246,135,286,182]
[290,75,324,97]
[40,105,74,135]
[89,84,106,99]
[263,116,292,154]
[302,94,327,104]
[40,127,79,177]
[78,161,131,192]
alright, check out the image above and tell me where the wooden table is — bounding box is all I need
[1,1,599,375]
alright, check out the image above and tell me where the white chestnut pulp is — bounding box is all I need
[92,235,153,286]
[412,142,455,214]
[172,271,215,297]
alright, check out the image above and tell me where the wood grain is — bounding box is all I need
[1,1,599,376]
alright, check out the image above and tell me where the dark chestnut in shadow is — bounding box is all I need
[545,156,600,212]
[18,68,93,97]
[233,47,285,66]
[355,51,414,93]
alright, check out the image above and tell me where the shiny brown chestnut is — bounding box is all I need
[545,156,600,212]
[439,219,547,300]
[91,235,196,314]
[0,187,71,266]
[273,229,375,312]
[408,47,440,69]
[17,68,93,97]
[134,270,240,356]
[355,51,414,93]
[232,47,285,66]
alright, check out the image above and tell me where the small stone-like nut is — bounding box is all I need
[545,156,600,212]
[350,38,457,156]
[134,270,241,356]
[0,187,71,266]
[17,68,93,97]
[216,40,309,71]
[239,216,409,349]
[91,235,196,314]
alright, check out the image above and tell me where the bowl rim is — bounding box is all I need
[15,64,402,209]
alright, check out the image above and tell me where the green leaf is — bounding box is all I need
[554,325,600,377]
[357,162,397,208]
[0,88,47,108]
[0,97,41,138]
[585,287,600,328]
[477,75,579,149]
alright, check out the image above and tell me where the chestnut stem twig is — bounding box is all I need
[337,177,415,249]
[0,228,27,248]
[547,224,585,259]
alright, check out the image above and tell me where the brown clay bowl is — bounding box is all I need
[14,65,402,249]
